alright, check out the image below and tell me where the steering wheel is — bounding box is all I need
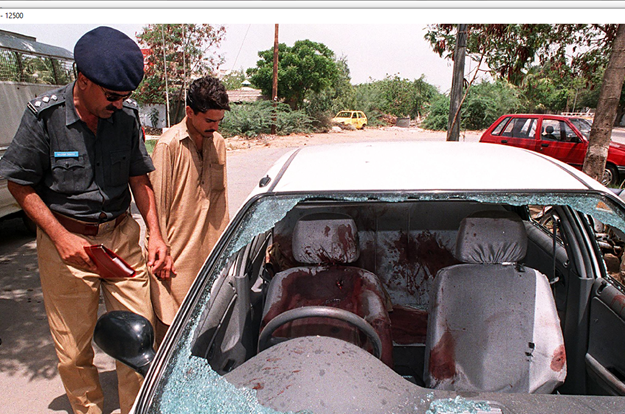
[257,306,383,360]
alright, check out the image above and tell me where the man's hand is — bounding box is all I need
[53,232,98,272]
[129,174,176,279]
[7,181,98,273]
[147,236,175,279]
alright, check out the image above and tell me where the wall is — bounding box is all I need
[0,81,63,148]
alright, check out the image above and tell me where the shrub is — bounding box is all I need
[422,80,522,131]
[421,95,450,130]
[462,80,521,129]
[220,101,313,138]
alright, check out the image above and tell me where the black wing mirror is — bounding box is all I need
[94,310,155,377]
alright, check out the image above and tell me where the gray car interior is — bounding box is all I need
[190,199,624,399]
[423,210,566,393]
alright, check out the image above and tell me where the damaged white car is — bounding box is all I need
[96,141,625,413]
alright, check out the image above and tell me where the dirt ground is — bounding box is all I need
[222,125,483,152]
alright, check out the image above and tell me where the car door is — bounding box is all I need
[496,116,539,151]
[357,112,365,129]
[351,112,360,129]
[538,118,587,168]
[587,277,625,395]
[581,207,625,396]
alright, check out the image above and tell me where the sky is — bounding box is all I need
[4,23,459,92]
[2,4,621,93]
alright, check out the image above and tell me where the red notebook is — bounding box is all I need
[84,244,136,279]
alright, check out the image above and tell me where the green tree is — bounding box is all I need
[583,24,625,184]
[0,50,72,84]
[136,24,226,121]
[247,39,340,110]
[352,81,385,126]
[423,80,521,131]
[425,24,617,87]
[462,80,521,129]
[426,23,625,183]
[421,95,451,130]
[424,24,625,119]
[303,55,356,129]
[221,69,246,90]
[376,74,439,119]
[515,64,574,113]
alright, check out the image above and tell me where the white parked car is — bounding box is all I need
[96,141,625,413]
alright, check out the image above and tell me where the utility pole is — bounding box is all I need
[447,24,467,141]
[271,24,279,135]
[162,25,171,128]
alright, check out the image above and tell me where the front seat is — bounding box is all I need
[424,210,567,393]
[544,125,558,140]
[260,212,393,367]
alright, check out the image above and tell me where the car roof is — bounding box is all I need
[251,141,604,195]
[499,113,578,121]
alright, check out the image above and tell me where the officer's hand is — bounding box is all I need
[54,233,98,272]
[148,237,176,279]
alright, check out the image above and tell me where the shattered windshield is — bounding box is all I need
[144,190,625,414]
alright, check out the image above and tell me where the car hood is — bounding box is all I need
[224,336,625,414]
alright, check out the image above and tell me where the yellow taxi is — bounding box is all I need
[331,110,367,129]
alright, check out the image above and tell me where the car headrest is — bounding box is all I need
[455,210,527,264]
[292,213,359,265]
[546,125,554,134]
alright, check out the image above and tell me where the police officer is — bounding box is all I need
[0,27,173,414]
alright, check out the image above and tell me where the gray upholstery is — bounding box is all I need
[292,213,359,264]
[455,210,527,264]
[424,211,567,393]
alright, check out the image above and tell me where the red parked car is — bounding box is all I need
[479,114,625,185]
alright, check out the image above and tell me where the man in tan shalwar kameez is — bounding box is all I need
[148,76,231,344]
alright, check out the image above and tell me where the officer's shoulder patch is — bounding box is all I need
[122,98,139,111]
[27,92,65,116]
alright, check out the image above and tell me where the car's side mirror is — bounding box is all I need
[94,310,155,377]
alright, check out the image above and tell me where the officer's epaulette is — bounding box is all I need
[27,92,65,116]
[122,98,139,112]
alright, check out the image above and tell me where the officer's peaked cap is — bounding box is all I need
[74,26,144,92]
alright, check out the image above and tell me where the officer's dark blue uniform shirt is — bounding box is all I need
[0,82,154,222]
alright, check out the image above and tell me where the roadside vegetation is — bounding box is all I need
[129,24,625,139]
[220,101,314,137]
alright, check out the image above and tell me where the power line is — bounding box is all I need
[230,24,251,71]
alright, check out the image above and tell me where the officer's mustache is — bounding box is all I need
[105,104,119,112]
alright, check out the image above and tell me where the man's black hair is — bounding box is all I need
[186,76,231,113]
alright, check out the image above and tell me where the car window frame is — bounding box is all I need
[541,119,564,141]
[490,116,511,136]
[501,117,537,139]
